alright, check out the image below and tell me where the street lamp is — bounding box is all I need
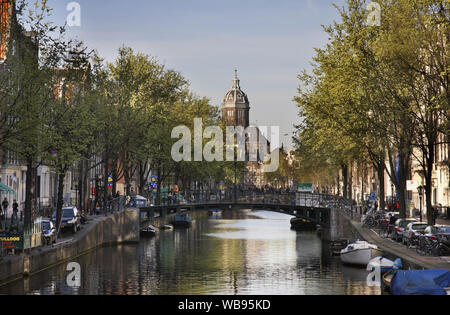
[418,186,423,222]
[391,183,395,210]
[227,143,239,204]
[234,156,237,204]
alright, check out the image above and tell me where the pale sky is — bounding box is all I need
[46,0,347,150]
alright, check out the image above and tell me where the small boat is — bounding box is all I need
[330,240,349,256]
[379,259,403,292]
[390,269,450,295]
[161,224,174,230]
[382,269,397,291]
[171,214,195,228]
[208,209,222,216]
[140,224,158,237]
[367,257,395,274]
[340,240,384,266]
[290,217,317,231]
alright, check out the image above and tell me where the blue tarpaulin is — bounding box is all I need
[391,269,450,295]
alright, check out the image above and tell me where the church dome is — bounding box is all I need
[222,70,250,108]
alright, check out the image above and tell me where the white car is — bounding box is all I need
[402,222,428,246]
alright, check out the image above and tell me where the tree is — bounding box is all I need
[1,0,73,229]
[46,46,97,238]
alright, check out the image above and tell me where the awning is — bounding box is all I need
[0,182,14,194]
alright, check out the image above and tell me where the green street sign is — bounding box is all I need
[297,184,314,193]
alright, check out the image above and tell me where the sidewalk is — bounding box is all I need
[350,220,450,271]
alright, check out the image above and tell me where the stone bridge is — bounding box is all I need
[138,192,350,240]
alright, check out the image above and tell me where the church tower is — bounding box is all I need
[221,70,250,128]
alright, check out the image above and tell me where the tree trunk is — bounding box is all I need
[341,164,348,199]
[396,150,410,219]
[103,152,109,213]
[55,172,65,240]
[82,160,89,213]
[336,172,340,196]
[348,165,353,202]
[156,166,162,206]
[425,141,435,225]
[77,161,83,210]
[376,163,385,211]
[138,161,147,194]
[24,157,34,230]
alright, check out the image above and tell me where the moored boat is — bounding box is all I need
[140,224,158,237]
[171,214,195,227]
[390,269,450,295]
[340,241,384,266]
[382,269,397,292]
[290,217,317,231]
[161,224,174,230]
[367,257,395,274]
[208,209,222,216]
[330,240,349,256]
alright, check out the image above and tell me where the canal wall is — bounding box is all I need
[332,209,450,270]
[321,208,360,242]
[0,209,140,285]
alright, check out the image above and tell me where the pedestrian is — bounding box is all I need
[168,190,173,205]
[433,207,439,225]
[11,200,18,224]
[2,198,8,221]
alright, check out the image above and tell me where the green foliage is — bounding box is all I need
[294,0,449,219]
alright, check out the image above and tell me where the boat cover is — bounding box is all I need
[391,269,450,295]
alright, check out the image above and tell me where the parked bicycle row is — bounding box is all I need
[362,210,450,257]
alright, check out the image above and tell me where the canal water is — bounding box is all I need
[0,210,381,295]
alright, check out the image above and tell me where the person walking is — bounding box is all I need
[2,198,9,222]
[11,200,18,224]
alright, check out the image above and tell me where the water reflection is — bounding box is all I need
[0,210,381,295]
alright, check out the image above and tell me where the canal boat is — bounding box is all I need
[290,217,317,231]
[390,269,450,295]
[367,257,396,274]
[382,269,397,292]
[171,214,195,228]
[379,258,403,292]
[208,209,222,216]
[340,240,384,266]
[161,224,174,230]
[330,240,349,256]
[141,224,158,237]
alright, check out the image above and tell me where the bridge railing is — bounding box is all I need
[145,189,352,209]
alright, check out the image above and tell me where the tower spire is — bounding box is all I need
[232,68,240,89]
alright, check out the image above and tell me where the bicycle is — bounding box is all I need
[379,219,391,238]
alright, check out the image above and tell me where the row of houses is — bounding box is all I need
[0,1,144,216]
[336,145,449,217]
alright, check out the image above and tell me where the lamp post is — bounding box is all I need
[391,183,394,210]
[418,186,423,222]
[234,157,237,204]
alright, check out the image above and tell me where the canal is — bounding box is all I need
[0,210,381,295]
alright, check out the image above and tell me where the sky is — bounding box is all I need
[45,0,347,150]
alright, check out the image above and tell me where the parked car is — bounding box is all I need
[392,218,417,242]
[425,225,450,243]
[402,222,428,246]
[41,219,56,245]
[127,195,148,208]
[423,225,450,238]
[51,206,82,234]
